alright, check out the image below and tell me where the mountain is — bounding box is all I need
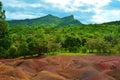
[102,21,120,25]
[58,15,81,27]
[7,14,82,27]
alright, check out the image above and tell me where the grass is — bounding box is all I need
[18,52,91,59]
[45,52,89,56]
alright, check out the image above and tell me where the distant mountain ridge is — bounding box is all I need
[103,21,120,25]
[7,14,83,27]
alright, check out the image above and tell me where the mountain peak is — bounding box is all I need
[41,14,60,20]
[69,15,74,18]
[62,15,74,20]
[8,14,82,27]
[46,14,53,17]
[65,15,74,17]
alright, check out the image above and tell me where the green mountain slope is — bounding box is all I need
[58,15,81,27]
[7,14,82,27]
[103,21,120,25]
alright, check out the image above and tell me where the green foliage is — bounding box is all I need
[18,42,29,57]
[81,46,87,53]
[8,45,18,58]
[0,20,8,37]
[28,39,40,56]
[0,1,11,58]
[86,39,111,54]
[0,1,5,20]
[3,22,120,58]
[104,34,118,46]
[47,41,61,52]
[62,36,81,52]
[2,22,119,58]
[81,38,87,46]
[0,36,11,50]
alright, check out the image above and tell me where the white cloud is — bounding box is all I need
[45,0,71,6]
[44,0,74,12]
[29,4,42,8]
[73,0,111,8]
[44,0,111,12]
[91,10,120,23]
[1,0,42,8]
[6,11,45,20]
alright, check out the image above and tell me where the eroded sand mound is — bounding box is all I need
[0,55,120,80]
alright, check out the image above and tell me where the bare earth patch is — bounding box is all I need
[0,55,120,80]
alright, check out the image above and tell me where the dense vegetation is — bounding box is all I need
[0,1,120,58]
[5,23,119,58]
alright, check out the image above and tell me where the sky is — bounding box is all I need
[0,0,120,24]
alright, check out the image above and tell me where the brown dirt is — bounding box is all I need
[0,55,120,80]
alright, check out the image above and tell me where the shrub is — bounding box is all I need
[62,36,81,52]
[81,47,87,53]
[8,45,18,58]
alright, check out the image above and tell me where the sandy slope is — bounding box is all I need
[0,55,120,80]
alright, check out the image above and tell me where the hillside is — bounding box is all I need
[7,14,82,27]
[103,21,120,25]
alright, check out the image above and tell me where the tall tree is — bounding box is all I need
[0,1,11,57]
[0,1,6,20]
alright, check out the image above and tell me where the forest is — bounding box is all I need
[0,1,120,58]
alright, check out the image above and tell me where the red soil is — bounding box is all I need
[0,55,120,80]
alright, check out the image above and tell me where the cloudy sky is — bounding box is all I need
[0,0,120,23]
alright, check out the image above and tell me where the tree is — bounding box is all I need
[18,42,29,57]
[85,39,96,53]
[86,39,111,54]
[0,2,6,20]
[27,38,47,56]
[8,45,18,58]
[81,38,87,46]
[62,36,81,52]
[0,1,7,38]
[0,1,11,57]
[104,34,118,47]
[95,39,111,54]
[28,39,39,56]
[47,41,61,52]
